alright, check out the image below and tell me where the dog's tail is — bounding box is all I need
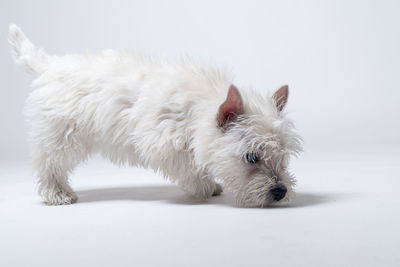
[8,24,51,75]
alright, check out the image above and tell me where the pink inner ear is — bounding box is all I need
[217,85,244,127]
[273,85,289,112]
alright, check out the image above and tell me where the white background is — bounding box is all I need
[0,1,399,266]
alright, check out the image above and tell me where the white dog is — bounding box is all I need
[9,24,302,207]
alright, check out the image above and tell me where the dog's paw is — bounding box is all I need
[43,190,78,205]
[212,183,223,196]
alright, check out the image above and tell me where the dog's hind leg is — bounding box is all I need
[30,120,89,205]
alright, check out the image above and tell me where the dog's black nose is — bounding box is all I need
[269,184,287,201]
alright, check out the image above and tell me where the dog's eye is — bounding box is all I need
[246,152,260,164]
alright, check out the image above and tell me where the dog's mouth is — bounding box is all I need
[237,181,292,208]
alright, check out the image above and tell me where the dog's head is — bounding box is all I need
[206,85,302,207]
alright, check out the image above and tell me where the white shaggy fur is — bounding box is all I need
[9,24,302,207]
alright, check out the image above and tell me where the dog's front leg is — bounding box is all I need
[177,172,222,200]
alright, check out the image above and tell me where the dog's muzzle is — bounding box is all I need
[269,183,287,201]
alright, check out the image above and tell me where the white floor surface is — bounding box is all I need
[1,148,399,267]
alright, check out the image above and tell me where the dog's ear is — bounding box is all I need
[273,85,289,112]
[217,85,244,128]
